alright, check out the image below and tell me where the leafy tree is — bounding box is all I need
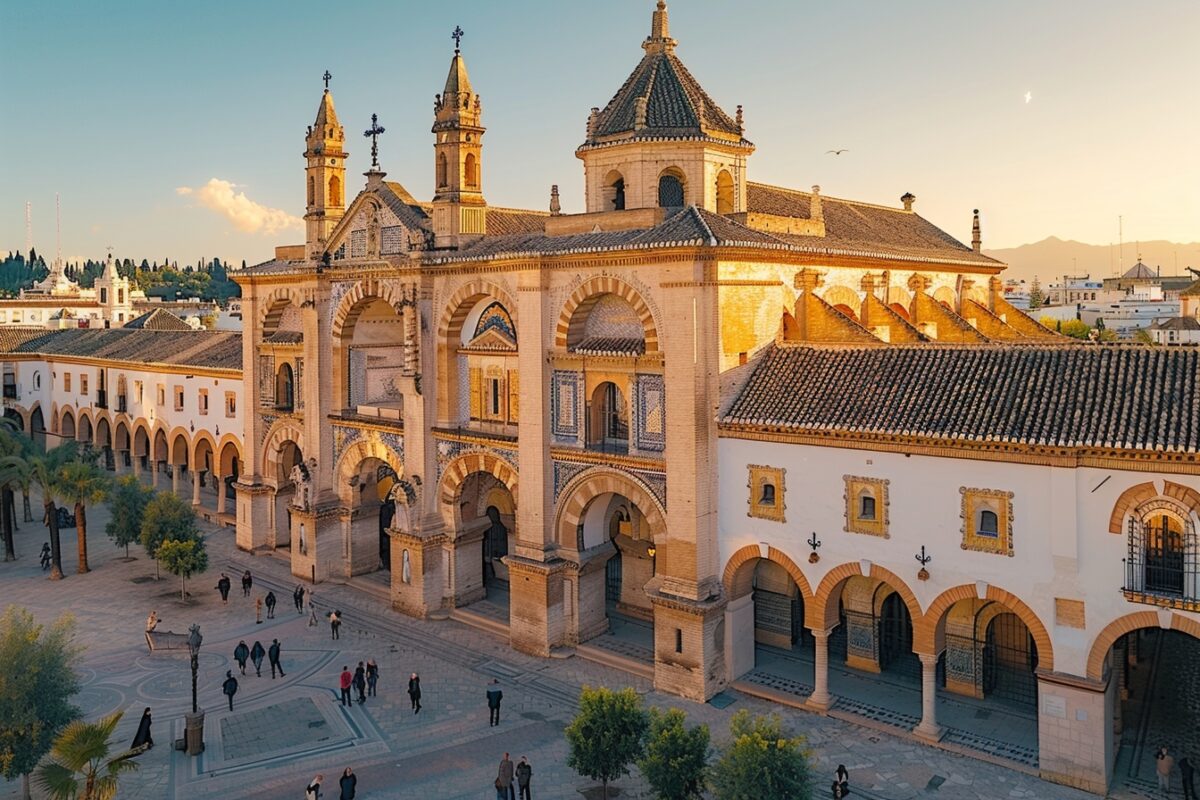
[1060,319,1091,339]
[157,536,208,601]
[0,442,79,579]
[0,607,81,800]
[638,707,709,800]
[35,711,137,800]
[56,459,111,574]
[565,686,650,800]
[1133,328,1156,345]
[1027,277,1043,310]
[140,491,200,580]
[105,476,152,559]
[711,711,812,800]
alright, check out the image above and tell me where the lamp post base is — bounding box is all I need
[185,711,205,755]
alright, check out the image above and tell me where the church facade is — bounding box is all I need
[229,4,1199,794]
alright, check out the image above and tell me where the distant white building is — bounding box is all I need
[1146,316,1200,345]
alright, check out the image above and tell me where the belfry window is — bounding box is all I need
[328,175,342,206]
[612,178,625,211]
[464,153,478,189]
[437,154,448,188]
[658,173,684,208]
[860,494,876,520]
[759,482,776,506]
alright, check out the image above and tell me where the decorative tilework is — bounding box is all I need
[329,281,353,327]
[747,465,785,522]
[472,302,516,343]
[381,225,404,255]
[960,487,1015,556]
[551,370,581,442]
[349,229,366,259]
[843,475,889,537]
[434,437,518,484]
[552,460,588,503]
[634,373,665,452]
[331,423,363,466]
[259,413,279,445]
[378,431,405,465]
[550,457,667,513]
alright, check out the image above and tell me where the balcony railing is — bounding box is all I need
[116,396,128,413]
[95,390,108,409]
[1124,518,1199,611]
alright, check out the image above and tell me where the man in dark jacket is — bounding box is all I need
[487,679,503,727]
[241,570,253,597]
[216,573,231,604]
[293,584,305,613]
[515,756,532,800]
[233,640,250,676]
[1181,756,1197,800]
[222,671,238,711]
[268,639,285,678]
[250,640,266,677]
[264,590,277,619]
[353,662,367,704]
[495,753,514,800]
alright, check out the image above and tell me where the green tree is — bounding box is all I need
[0,442,79,579]
[565,686,650,800]
[638,707,709,800]
[56,459,111,574]
[0,429,26,561]
[35,711,137,800]
[105,475,152,559]
[157,536,208,601]
[140,491,200,580]
[1027,277,1043,310]
[0,607,82,800]
[1060,319,1091,339]
[711,711,812,800]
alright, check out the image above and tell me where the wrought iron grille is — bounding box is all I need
[1125,516,1199,611]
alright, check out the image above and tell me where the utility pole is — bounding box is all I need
[25,202,32,257]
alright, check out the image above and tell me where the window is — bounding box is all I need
[81,374,90,396]
[748,465,785,522]
[674,628,683,654]
[99,288,108,304]
[329,175,341,206]
[437,153,448,188]
[174,386,184,411]
[658,172,684,207]
[860,495,876,520]
[118,289,124,304]
[63,373,71,392]
[198,389,209,415]
[308,176,315,206]
[961,488,1014,556]
[32,371,40,390]
[156,384,165,406]
[844,476,889,536]
[134,380,143,404]
[225,392,237,418]
[464,153,478,188]
[716,169,734,214]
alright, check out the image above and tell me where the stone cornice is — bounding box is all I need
[549,446,665,473]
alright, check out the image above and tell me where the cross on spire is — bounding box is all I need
[363,113,386,169]
[322,70,332,91]
[452,25,464,53]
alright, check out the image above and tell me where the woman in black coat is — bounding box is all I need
[131,707,153,749]
[338,766,357,800]
[234,640,250,676]
[407,672,421,713]
[250,640,266,677]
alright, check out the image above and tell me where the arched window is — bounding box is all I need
[759,482,776,506]
[328,175,342,207]
[308,176,315,206]
[716,169,734,214]
[859,493,876,520]
[978,509,999,536]
[658,172,685,208]
[612,179,625,210]
[437,153,448,188]
[464,153,478,188]
[275,363,295,411]
[1143,512,1186,595]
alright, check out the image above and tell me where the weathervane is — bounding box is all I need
[323,70,332,91]
[363,113,386,169]
[452,25,464,53]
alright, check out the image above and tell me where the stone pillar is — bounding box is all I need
[185,711,205,755]
[191,469,201,506]
[805,628,834,712]
[112,450,123,475]
[390,525,446,618]
[507,557,566,657]
[445,527,486,607]
[172,465,181,496]
[216,479,227,516]
[650,592,728,702]
[723,593,755,681]
[1037,671,1114,794]
[151,461,159,488]
[234,480,271,552]
[914,653,943,742]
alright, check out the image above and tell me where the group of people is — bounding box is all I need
[305,767,357,800]
[214,570,257,604]
[1156,746,1197,799]
[338,660,390,706]
[830,764,850,798]
[494,753,533,800]
[232,638,286,679]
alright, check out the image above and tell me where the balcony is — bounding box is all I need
[1124,541,1199,612]
[95,390,108,409]
[116,396,128,413]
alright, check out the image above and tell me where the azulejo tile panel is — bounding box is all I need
[551,370,581,442]
[634,373,665,452]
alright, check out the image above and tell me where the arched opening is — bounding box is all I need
[115,375,127,412]
[603,170,626,211]
[77,414,93,448]
[308,176,315,207]
[133,426,151,476]
[1125,500,1197,602]
[169,432,190,495]
[60,410,76,442]
[94,417,112,470]
[341,456,399,576]
[217,440,240,517]
[439,290,517,428]
[658,169,685,208]
[716,169,734,214]
[464,152,478,189]
[275,363,294,411]
[565,293,647,355]
[193,437,215,510]
[274,440,303,550]
[437,153,448,188]
[29,407,45,451]
[726,553,811,684]
[449,471,517,610]
[588,382,629,454]
[328,175,341,206]
[889,303,911,321]
[336,295,406,414]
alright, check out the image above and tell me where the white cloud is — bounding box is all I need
[176,179,301,235]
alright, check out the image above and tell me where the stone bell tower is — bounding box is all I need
[304,72,348,259]
[431,28,487,248]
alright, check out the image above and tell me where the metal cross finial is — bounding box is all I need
[363,113,386,169]
[322,70,332,90]
[452,25,464,52]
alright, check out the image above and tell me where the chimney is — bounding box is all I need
[549,185,561,216]
[810,185,823,223]
[587,107,599,139]
[901,192,915,212]
[634,96,648,130]
[971,209,981,253]
[735,104,744,134]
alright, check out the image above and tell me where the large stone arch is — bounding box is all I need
[555,276,660,353]
[216,433,243,476]
[554,467,666,548]
[723,543,814,602]
[438,450,519,513]
[191,431,218,474]
[333,438,403,503]
[437,279,520,345]
[809,560,924,640]
[76,408,94,443]
[262,417,306,480]
[166,427,191,466]
[131,418,152,458]
[330,278,410,340]
[58,405,76,439]
[257,286,306,334]
[919,583,1055,671]
[1086,611,1200,681]
[93,415,112,449]
[436,279,519,423]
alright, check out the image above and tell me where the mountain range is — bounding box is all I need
[983,237,1200,285]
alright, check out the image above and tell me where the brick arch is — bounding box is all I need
[1085,611,1200,681]
[58,404,76,437]
[555,276,660,353]
[1164,481,1200,517]
[76,408,94,442]
[93,415,111,448]
[919,583,1054,671]
[166,427,191,465]
[554,467,666,548]
[333,438,403,505]
[437,279,519,344]
[1109,481,1160,533]
[436,279,519,423]
[262,417,306,479]
[808,561,924,643]
[330,277,409,340]
[257,286,306,335]
[438,450,519,510]
[821,284,862,319]
[191,431,218,473]
[216,434,243,476]
[130,418,153,457]
[723,544,814,602]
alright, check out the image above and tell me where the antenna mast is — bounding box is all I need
[1117,215,1123,276]
[56,193,62,264]
[25,202,32,257]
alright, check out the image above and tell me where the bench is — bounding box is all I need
[144,630,189,653]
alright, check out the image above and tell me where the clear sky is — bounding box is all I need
[1,0,1197,265]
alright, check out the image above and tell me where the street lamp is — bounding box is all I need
[185,624,204,755]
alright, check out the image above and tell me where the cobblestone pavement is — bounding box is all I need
[0,499,1107,799]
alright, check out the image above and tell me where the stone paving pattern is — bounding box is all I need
[0,496,1141,799]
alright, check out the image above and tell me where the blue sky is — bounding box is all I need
[1,0,1196,264]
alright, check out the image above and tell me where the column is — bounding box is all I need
[151,461,159,488]
[805,629,834,712]
[113,450,124,475]
[914,653,943,742]
[191,468,201,506]
[171,465,180,496]
[217,477,227,516]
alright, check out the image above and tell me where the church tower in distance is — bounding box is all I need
[432,30,487,248]
[304,74,348,259]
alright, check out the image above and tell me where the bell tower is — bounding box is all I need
[431,27,487,248]
[304,71,348,259]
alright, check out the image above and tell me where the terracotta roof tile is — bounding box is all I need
[1,329,242,371]
[124,308,193,331]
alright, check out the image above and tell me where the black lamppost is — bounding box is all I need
[185,623,204,755]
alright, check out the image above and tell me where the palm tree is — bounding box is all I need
[57,459,111,574]
[35,711,138,800]
[0,430,22,561]
[0,443,76,579]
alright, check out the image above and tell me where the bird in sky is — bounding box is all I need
[826,149,849,155]
[1024,91,1032,104]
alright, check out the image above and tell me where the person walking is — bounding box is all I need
[222,671,238,711]
[268,638,285,678]
[353,662,367,704]
[241,569,253,597]
[294,584,306,613]
[495,753,515,800]
[130,707,154,751]
[305,774,324,800]
[145,610,159,633]
[338,766,357,800]
[1181,755,1197,800]
[487,678,503,727]
[1158,746,1176,793]
[365,659,379,698]
[265,590,277,619]
[330,610,342,640]
[233,640,250,676]
[835,764,849,797]
[515,756,532,800]
[339,666,353,707]
[407,671,421,713]
[308,591,318,626]
[216,573,231,604]
[250,640,266,677]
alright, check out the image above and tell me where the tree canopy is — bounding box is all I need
[638,707,710,800]
[36,711,137,800]
[565,686,650,799]
[711,711,813,800]
[106,476,153,559]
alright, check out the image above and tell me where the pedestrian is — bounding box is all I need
[145,610,159,633]
[515,756,532,800]
[130,707,154,751]
[216,573,231,604]
[39,542,51,570]
[407,671,421,713]
[835,764,849,796]
[1182,756,1197,800]
[268,638,286,678]
[495,753,514,800]
[233,640,250,676]
[265,590,277,619]
[305,774,324,800]
[255,596,263,624]
[250,640,266,677]
[241,569,253,597]
[338,766,357,800]
[831,780,844,799]
[354,662,367,704]
[487,678,503,727]
[308,592,319,627]
[339,665,353,707]
[365,659,378,698]
[294,584,306,613]
[330,610,341,640]
[1158,746,1175,793]
[222,670,238,711]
